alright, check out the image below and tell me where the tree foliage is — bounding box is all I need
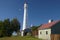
[0,21,4,37]
[11,18,20,32]
[0,18,20,37]
[30,26,38,31]
[30,24,42,31]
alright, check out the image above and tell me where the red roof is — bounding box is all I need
[38,20,60,30]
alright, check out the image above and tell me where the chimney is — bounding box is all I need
[48,19,53,23]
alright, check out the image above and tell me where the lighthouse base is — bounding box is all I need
[21,30,24,36]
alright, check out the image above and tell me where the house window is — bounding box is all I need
[46,31,48,35]
[40,31,42,34]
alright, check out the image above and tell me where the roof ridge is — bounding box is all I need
[38,20,60,30]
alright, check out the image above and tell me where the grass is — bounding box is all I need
[0,36,42,40]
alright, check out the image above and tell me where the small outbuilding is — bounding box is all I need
[38,20,60,40]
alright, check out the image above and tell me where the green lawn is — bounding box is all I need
[0,36,42,40]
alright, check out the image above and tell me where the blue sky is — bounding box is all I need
[0,0,60,29]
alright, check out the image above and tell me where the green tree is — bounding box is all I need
[0,18,20,37]
[3,19,11,36]
[30,26,38,31]
[0,21,4,37]
[11,18,20,32]
[30,24,42,31]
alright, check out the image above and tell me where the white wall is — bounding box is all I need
[38,29,51,40]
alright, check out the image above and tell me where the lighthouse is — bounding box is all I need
[21,0,28,36]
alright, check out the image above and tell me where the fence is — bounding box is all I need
[51,34,60,40]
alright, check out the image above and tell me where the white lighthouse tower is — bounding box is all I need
[21,0,28,36]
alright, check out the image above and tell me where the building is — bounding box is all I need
[32,29,38,37]
[12,31,17,36]
[24,28,32,36]
[38,20,60,40]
